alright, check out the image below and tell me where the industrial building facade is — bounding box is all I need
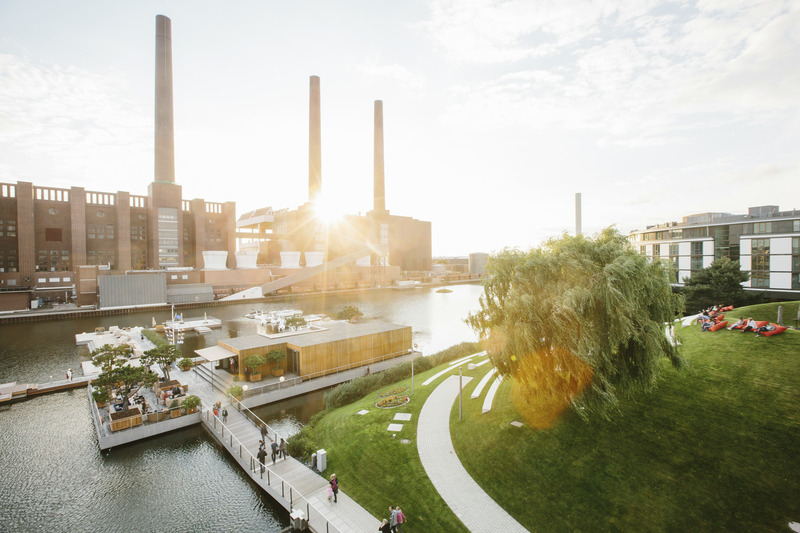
[629,205,800,297]
[0,180,235,303]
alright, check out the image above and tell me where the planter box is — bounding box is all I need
[271,368,285,377]
[248,373,261,382]
[108,406,142,432]
[146,411,168,423]
[170,408,183,419]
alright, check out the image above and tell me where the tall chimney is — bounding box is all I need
[575,192,582,236]
[154,15,175,183]
[309,76,322,202]
[373,100,386,213]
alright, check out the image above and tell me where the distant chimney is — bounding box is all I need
[154,15,175,183]
[575,192,582,236]
[309,76,322,202]
[374,100,386,213]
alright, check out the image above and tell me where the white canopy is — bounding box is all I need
[195,345,236,363]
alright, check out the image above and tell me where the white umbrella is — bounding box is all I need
[777,305,783,326]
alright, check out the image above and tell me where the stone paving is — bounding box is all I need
[418,375,529,533]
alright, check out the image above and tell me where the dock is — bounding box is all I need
[82,361,385,532]
[0,377,92,402]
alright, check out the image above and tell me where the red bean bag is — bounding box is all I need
[709,321,728,332]
[721,306,734,312]
[730,323,745,330]
[754,321,769,328]
[714,314,725,322]
[762,325,788,337]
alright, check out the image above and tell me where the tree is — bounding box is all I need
[335,305,363,322]
[141,344,182,382]
[91,358,156,411]
[682,257,750,313]
[91,344,132,373]
[467,228,684,427]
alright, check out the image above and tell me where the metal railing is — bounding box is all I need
[201,406,342,533]
[227,393,286,446]
[242,348,414,399]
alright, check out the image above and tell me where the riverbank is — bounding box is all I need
[297,302,800,531]
[0,278,483,325]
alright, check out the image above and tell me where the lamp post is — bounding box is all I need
[411,343,418,395]
[459,366,463,421]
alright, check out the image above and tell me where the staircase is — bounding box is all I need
[193,364,236,395]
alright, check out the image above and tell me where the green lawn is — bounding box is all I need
[309,302,800,531]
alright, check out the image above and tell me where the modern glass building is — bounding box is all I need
[629,205,800,298]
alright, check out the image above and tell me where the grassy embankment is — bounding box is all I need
[301,302,800,531]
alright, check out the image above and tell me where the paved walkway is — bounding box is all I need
[418,375,529,533]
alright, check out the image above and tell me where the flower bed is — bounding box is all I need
[376,394,410,409]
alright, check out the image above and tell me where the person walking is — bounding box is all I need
[278,438,286,460]
[66,368,73,382]
[260,423,268,442]
[257,447,266,474]
[270,438,278,464]
[379,519,391,533]
[389,506,398,532]
[221,407,228,422]
[329,474,338,503]
[395,506,406,532]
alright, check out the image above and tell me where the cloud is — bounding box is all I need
[422,0,800,146]
[358,62,426,89]
[0,53,150,187]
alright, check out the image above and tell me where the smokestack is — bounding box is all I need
[309,76,322,202]
[154,15,175,183]
[373,100,386,213]
[575,192,582,236]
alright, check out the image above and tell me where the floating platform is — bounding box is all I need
[163,316,222,333]
[75,325,153,357]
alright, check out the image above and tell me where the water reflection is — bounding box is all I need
[0,283,484,531]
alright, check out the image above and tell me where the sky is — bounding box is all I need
[0,0,798,257]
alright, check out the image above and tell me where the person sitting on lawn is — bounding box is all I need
[755,323,776,337]
[742,318,757,333]
[728,317,744,330]
[701,316,713,332]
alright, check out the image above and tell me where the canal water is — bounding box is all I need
[0,284,483,531]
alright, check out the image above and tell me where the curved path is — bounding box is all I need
[418,375,528,533]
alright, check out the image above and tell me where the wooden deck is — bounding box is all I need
[0,377,92,402]
[199,404,380,533]
[184,370,379,533]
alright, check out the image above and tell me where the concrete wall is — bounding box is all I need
[98,273,167,308]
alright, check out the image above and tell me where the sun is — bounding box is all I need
[313,194,344,225]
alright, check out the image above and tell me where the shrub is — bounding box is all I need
[287,425,317,461]
[182,395,201,410]
[245,354,267,370]
[322,342,481,410]
[142,328,170,349]
[178,357,193,369]
[227,385,244,399]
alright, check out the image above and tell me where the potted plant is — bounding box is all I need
[245,354,267,382]
[178,357,193,371]
[267,349,286,377]
[182,395,201,414]
[91,387,109,408]
[227,384,244,402]
[169,397,183,418]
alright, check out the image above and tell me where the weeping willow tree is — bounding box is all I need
[467,228,684,427]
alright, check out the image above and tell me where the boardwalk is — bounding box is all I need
[186,371,379,533]
[418,375,529,533]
